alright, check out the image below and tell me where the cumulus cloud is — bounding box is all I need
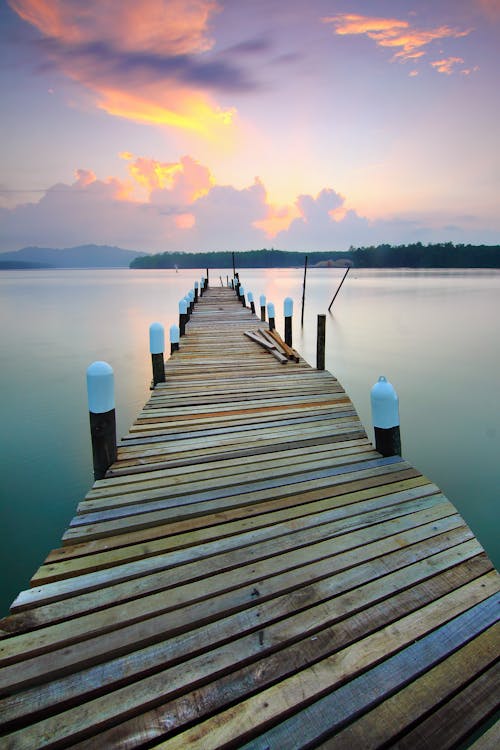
[323,13,473,72]
[1,155,496,253]
[7,0,253,137]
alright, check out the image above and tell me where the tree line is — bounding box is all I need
[130,243,500,269]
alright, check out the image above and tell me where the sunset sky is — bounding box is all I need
[1,0,499,253]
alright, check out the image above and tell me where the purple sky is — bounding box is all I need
[1,0,499,253]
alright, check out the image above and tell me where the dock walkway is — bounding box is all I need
[1,285,498,748]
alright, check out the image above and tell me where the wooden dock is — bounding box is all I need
[1,285,498,749]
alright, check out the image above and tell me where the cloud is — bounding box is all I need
[1,155,497,254]
[430,57,465,75]
[323,13,472,71]
[125,154,213,203]
[7,0,252,137]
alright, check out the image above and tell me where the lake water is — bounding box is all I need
[0,267,499,615]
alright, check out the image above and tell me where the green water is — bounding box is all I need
[1,268,499,615]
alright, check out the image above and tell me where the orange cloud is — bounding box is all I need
[72,168,134,201]
[8,1,236,140]
[99,87,235,138]
[9,0,219,54]
[253,203,300,237]
[124,154,214,203]
[323,13,472,66]
[431,57,465,75]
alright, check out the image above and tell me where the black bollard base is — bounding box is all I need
[89,408,117,480]
[151,352,165,386]
[269,316,276,331]
[170,342,179,355]
[179,313,187,336]
[284,316,292,347]
[260,306,266,322]
[250,301,256,315]
[374,425,402,457]
[316,314,326,370]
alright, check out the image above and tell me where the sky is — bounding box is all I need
[0,0,499,254]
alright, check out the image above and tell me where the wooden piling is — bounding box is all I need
[316,313,326,370]
[301,254,308,326]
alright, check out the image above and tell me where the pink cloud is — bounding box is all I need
[8,1,238,138]
[1,156,497,253]
[430,57,465,75]
[323,13,472,68]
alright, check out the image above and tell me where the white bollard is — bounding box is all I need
[149,323,165,386]
[247,291,255,314]
[267,301,276,331]
[179,298,188,335]
[170,323,180,353]
[86,361,117,480]
[370,376,402,456]
[284,297,293,347]
[260,294,266,321]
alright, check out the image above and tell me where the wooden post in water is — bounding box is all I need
[170,324,180,354]
[179,298,188,336]
[284,297,293,347]
[328,265,350,312]
[149,322,166,386]
[267,302,276,331]
[87,361,117,480]
[371,376,402,457]
[260,294,266,321]
[247,291,256,314]
[205,268,209,288]
[301,255,308,326]
[316,314,326,370]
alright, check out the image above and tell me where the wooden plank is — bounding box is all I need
[0,511,472,661]
[242,602,500,750]
[33,477,433,583]
[1,561,495,747]
[100,582,499,750]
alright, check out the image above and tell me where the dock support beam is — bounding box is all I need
[284,297,293,347]
[87,361,117,480]
[316,314,326,370]
[150,323,166,386]
[371,376,402,457]
[179,298,188,336]
[170,324,180,354]
[267,302,276,331]
[248,292,255,314]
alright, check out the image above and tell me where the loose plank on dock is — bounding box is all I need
[1,286,498,749]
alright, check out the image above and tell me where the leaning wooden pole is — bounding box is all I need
[301,254,308,326]
[328,265,350,312]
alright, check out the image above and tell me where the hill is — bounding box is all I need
[0,245,148,269]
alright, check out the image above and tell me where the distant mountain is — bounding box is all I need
[0,245,149,269]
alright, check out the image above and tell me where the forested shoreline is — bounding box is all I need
[130,243,500,269]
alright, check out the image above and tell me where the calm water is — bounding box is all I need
[0,268,499,615]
